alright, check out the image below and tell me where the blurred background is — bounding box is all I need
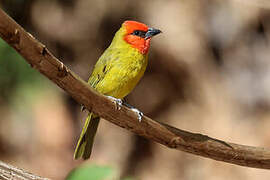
[1,0,270,179]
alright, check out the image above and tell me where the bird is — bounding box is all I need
[74,20,161,160]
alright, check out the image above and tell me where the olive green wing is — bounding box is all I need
[74,48,118,159]
[88,48,116,88]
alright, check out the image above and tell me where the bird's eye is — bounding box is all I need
[133,30,140,36]
[132,30,146,38]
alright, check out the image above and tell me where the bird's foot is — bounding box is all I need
[106,96,122,110]
[81,105,86,112]
[131,108,143,122]
[123,102,143,122]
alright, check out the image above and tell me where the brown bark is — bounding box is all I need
[0,8,270,171]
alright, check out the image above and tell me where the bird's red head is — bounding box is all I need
[123,20,161,55]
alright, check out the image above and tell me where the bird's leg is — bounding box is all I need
[106,96,122,110]
[81,105,86,112]
[81,105,92,112]
[122,102,143,122]
[106,96,143,121]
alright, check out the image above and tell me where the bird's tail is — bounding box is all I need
[74,112,100,160]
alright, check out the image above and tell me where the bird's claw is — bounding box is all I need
[130,107,143,122]
[122,101,143,122]
[106,96,143,121]
[106,96,122,110]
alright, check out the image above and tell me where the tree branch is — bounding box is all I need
[0,8,270,170]
[0,160,49,180]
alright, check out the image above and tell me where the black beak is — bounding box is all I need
[145,27,162,39]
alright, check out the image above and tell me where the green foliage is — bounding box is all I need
[66,165,115,180]
[0,39,45,102]
[66,165,137,180]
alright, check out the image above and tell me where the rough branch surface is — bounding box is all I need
[0,8,270,171]
[0,161,49,180]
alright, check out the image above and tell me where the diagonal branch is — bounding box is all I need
[0,8,270,170]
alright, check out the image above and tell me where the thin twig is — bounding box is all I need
[0,8,270,170]
[0,161,49,180]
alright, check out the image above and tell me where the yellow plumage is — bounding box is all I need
[74,21,160,159]
[90,28,148,98]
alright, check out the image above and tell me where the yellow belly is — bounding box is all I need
[95,54,148,99]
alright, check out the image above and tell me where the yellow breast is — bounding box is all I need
[94,48,148,99]
[88,26,149,99]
